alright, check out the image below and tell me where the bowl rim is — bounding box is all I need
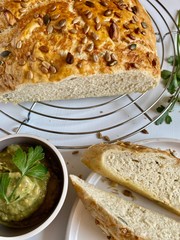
[0,133,68,239]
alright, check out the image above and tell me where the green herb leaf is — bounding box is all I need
[168,73,179,94]
[0,145,48,204]
[155,111,169,125]
[0,173,10,203]
[156,105,165,113]
[161,70,171,80]
[156,10,180,124]
[12,148,27,175]
[165,115,172,124]
[12,146,46,179]
[167,55,179,66]
[27,146,44,169]
[26,163,48,180]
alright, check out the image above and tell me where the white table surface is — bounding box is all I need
[0,1,179,240]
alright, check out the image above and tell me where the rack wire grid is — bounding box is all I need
[0,0,179,149]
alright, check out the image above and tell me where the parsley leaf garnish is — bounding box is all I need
[155,10,180,125]
[0,174,10,204]
[0,146,48,204]
[12,146,46,179]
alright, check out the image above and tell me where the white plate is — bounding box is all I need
[65,138,180,240]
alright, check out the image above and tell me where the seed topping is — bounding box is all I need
[94,16,100,24]
[111,53,117,61]
[69,29,78,34]
[129,44,137,50]
[91,32,99,40]
[27,71,33,80]
[152,59,157,67]
[134,27,140,34]
[43,14,51,25]
[85,1,95,8]
[123,23,129,30]
[47,24,54,34]
[100,0,108,7]
[132,15,138,22]
[141,30,146,35]
[128,33,136,40]
[107,60,118,67]
[83,24,90,34]
[86,11,93,19]
[114,12,121,18]
[95,22,101,31]
[41,66,49,74]
[18,59,26,66]
[66,52,74,64]
[34,13,39,19]
[4,10,16,26]
[0,50,11,58]
[109,22,119,41]
[104,51,111,62]
[141,21,147,29]
[42,61,51,69]
[82,36,88,44]
[58,19,66,28]
[86,43,94,52]
[132,6,138,15]
[39,46,49,53]
[16,40,23,49]
[51,13,61,20]
[49,65,57,74]
[92,53,99,62]
[49,5,57,12]
[117,3,127,10]
[104,9,113,17]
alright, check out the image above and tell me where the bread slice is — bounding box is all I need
[0,0,160,103]
[81,141,180,215]
[70,175,180,240]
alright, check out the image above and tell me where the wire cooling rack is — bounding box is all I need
[0,0,179,149]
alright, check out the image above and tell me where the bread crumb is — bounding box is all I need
[72,150,79,155]
[140,129,149,134]
[78,174,83,179]
[122,189,134,199]
[103,135,110,142]
[96,132,103,139]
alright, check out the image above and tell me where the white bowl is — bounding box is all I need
[0,134,68,239]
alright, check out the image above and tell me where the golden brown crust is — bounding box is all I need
[86,141,180,164]
[0,0,160,96]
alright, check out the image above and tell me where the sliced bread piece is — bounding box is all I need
[70,175,180,240]
[81,141,180,215]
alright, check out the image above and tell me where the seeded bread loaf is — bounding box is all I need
[81,141,180,215]
[0,0,160,103]
[70,175,180,240]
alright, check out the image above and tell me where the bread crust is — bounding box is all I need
[82,141,180,215]
[0,0,160,102]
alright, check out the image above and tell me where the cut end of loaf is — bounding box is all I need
[81,141,180,216]
[70,175,180,240]
[0,70,159,103]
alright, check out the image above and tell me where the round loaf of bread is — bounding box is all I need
[0,0,160,102]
